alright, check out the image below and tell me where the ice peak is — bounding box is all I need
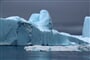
[28,10,52,31]
[82,16,90,37]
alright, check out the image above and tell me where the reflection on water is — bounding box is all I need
[0,46,90,60]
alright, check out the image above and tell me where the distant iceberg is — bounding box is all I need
[0,10,90,46]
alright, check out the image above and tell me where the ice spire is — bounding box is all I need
[39,10,52,30]
[28,10,52,31]
[28,13,40,26]
[82,16,90,37]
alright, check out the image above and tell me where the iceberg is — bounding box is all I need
[0,10,90,46]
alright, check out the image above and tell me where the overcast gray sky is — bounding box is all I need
[0,0,90,35]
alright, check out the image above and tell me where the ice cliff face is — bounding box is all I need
[0,17,31,45]
[0,10,90,45]
[28,10,70,45]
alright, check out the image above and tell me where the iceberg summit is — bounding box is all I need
[0,10,90,46]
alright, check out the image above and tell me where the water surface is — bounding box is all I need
[0,46,90,60]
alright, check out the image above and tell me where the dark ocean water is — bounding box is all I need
[0,46,90,60]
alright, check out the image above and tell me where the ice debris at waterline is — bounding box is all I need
[24,45,90,51]
[0,10,90,46]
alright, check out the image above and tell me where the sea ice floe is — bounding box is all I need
[24,45,90,51]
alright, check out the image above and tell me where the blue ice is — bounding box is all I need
[0,17,31,45]
[0,10,90,45]
[28,10,52,31]
[82,16,90,37]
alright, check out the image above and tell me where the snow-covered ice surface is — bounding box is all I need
[58,32,90,44]
[70,35,90,44]
[6,16,28,23]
